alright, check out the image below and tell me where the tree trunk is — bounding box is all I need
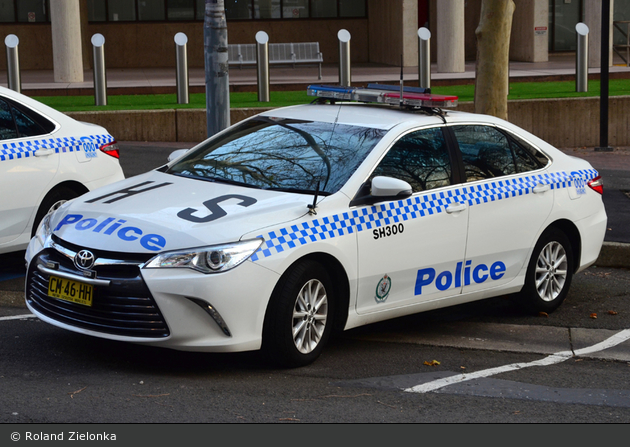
[474,0,515,120]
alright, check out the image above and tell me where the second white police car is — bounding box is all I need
[25,84,606,367]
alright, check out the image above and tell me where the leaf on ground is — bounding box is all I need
[590,313,598,319]
[424,360,441,366]
[608,310,618,315]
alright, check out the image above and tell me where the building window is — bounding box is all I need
[17,0,50,23]
[139,0,166,21]
[0,0,365,23]
[0,0,15,22]
[311,0,337,18]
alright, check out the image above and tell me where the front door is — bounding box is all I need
[355,126,469,315]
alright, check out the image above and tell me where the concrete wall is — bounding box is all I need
[510,0,549,62]
[367,0,418,66]
[67,96,630,148]
[0,19,369,71]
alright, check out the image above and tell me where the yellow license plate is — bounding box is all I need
[48,276,94,307]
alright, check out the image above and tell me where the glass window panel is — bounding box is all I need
[371,128,451,193]
[283,0,309,18]
[550,0,580,52]
[339,0,365,18]
[510,133,549,169]
[0,0,15,22]
[17,0,49,22]
[168,118,385,195]
[452,125,516,181]
[0,100,18,141]
[196,0,205,19]
[614,1,630,46]
[254,0,280,19]
[167,0,195,20]
[87,0,107,21]
[13,106,45,138]
[312,0,336,18]
[138,0,165,20]
[226,0,252,19]
[108,0,136,21]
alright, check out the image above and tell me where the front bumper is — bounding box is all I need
[26,236,281,353]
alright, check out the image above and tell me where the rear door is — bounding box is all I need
[0,97,59,247]
[448,124,553,294]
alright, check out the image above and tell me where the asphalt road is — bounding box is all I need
[1,141,629,424]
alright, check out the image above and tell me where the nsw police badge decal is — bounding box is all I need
[375,274,391,303]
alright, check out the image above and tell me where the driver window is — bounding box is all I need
[371,127,452,193]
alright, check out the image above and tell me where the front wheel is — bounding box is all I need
[515,228,574,313]
[31,186,81,237]
[262,260,335,368]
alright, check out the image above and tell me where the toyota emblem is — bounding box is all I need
[74,250,96,270]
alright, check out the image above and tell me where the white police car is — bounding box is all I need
[24,84,606,367]
[0,85,124,255]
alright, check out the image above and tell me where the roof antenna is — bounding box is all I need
[308,181,320,215]
[399,54,404,108]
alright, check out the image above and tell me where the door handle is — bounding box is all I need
[533,183,550,194]
[446,202,466,214]
[34,148,54,157]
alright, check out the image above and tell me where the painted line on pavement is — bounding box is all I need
[404,328,630,394]
[0,314,36,321]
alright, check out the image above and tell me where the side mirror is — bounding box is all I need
[350,176,413,206]
[168,148,189,162]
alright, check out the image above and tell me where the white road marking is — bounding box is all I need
[404,328,630,394]
[0,314,36,321]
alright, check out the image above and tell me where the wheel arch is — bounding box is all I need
[31,181,89,237]
[265,252,351,333]
[544,219,581,273]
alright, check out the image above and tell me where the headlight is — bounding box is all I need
[35,212,54,246]
[144,238,264,274]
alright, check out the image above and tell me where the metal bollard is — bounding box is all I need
[5,34,21,93]
[576,23,589,93]
[338,29,351,87]
[256,31,270,103]
[91,34,107,106]
[417,27,431,90]
[174,32,189,104]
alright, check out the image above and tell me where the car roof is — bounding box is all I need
[257,102,508,131]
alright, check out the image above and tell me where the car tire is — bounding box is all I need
[32,186,81,237]
[262,260,335,368]
[515,227,574,314]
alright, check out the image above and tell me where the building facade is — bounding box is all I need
[0,0,628,72]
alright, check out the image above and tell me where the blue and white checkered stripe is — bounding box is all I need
[0,134,114,162]
[249,169,598,262]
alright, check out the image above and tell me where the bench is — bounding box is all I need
[228,42,323,79]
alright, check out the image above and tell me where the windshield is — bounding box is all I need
[167,117,386,195]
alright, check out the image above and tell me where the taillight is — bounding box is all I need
[588,175,603,195]
[100,141,120,159]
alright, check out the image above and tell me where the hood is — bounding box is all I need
[50,170,315,253]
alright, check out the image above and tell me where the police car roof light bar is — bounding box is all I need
[306,84,458,109]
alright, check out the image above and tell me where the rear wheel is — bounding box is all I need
[263,260,335,368]
[516,228,574,313]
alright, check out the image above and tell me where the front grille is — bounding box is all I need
[26,240,170,338]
